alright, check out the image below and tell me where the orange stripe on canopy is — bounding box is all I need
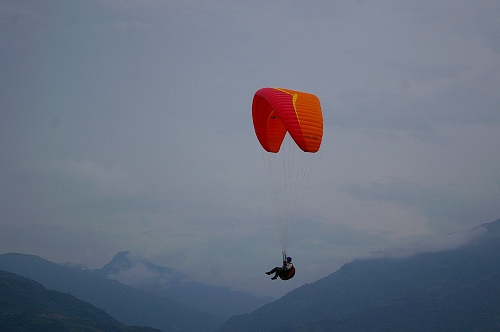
[252,88,323,153]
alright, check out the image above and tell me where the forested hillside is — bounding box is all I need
[0,270,159,331]
[220,219,500,331]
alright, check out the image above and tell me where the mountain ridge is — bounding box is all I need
[0,253,221,331]
[0,269,159,331]
[219,219,500,331]
[93,251,273,320]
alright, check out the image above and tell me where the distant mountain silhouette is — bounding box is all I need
[0,253,221,331]
[94,251,273,320]
[219,219,500,331]
[0,269,159,331]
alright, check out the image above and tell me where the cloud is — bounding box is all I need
[1,0,499,298]
[53,159,144,198]
[106,256,183,290]
[339,177,470,232]
[93,20,153,34]
[340,177,429,207]
[109,262,162,286]
[369,224,487,258]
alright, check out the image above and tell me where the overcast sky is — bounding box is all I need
[1,0,499,298]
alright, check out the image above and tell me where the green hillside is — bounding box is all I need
[0,270,159,332]
[220,219,500,331]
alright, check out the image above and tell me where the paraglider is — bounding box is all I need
[252,87,323,280]
[252,87,323,154]
[266,256,295,280]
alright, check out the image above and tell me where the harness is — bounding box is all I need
[279,266,295,280]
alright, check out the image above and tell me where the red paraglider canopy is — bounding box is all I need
[252,87,323,153]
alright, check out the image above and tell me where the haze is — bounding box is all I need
[1,1,499,298]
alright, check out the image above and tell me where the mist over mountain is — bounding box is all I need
[93,251,273,319]
[0,253,221,331]
[0,270,159,331]
[1,219,498,331]
[0,250,272,330]
[220,219,500,331]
